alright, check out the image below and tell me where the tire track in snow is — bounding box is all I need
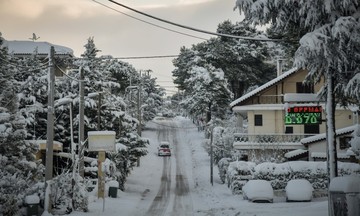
[146,121,172,215]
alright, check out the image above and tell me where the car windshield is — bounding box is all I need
[160,144,169,148]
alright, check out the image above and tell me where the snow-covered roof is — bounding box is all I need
[311,152,350,159]
[284,93,322,102]
[284,149,308,159]
[2,40,74,56]
[230,67,299,108]
[301,125,357,145]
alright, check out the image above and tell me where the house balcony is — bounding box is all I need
[233,133,311,150]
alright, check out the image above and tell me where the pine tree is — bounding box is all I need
[181,64,233,122]
[0,33,44,216]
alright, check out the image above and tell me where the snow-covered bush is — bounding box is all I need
[226,161,256,194]
[226,161,360,194]
[253,161,360,190]
[350,124,360,156]
[0,115,44,215]
[218,157,232,184]
[50,171,88,214]
[107,148,128,191]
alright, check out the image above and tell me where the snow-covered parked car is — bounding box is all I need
[242,180,274,203]
[285,179,313,202]
[158,141,171,156]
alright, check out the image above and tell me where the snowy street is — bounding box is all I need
[70,116,328,216]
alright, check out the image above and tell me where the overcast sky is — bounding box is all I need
[0,0,242,95]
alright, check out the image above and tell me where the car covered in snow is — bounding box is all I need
[242,180,274,203]
[285,179,313,202]
[158,141,171,156]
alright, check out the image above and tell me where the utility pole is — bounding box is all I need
[136,71,142,167]
[137,71,142,137]
[97,93,101,131]
[44,46,55,213]
[79,67,85,177]
[210,127,213,186]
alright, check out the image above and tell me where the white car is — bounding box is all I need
[285,179,313,202]
[242,180,274,203]
[158,142,171,156]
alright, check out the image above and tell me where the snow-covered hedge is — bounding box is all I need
[226,161,360,193]
[226,161,256,194]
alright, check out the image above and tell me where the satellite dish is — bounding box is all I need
[29,33,40,41]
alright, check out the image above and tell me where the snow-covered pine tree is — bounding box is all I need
[13,48,49,141]
[0,33,44,216]
[181,64,233,122]
[141,71,165,122]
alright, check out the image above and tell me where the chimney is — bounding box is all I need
[277,59,283,77]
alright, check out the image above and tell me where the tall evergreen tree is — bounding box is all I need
[181,64,233,122]
[0,33,44,215]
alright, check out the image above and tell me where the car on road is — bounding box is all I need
[158,141,171,156]
[242,180,274,203]
[285,179,313,202]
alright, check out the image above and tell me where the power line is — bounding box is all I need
[73,54,178,60]
[108,0,285,42]
[55,63,83,82]
[0,56,49,70]
[92,0,207,41]
[106,55,178,60]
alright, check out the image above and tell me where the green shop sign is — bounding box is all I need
[285,106,322,125]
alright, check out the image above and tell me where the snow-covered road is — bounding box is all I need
[146,120,193,215]
[71,117,328,216]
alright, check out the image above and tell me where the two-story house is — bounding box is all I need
[230,66,359,162]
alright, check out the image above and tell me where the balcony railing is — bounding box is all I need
[233,133,312,149]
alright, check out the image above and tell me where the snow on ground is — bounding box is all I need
[69,116,328,216]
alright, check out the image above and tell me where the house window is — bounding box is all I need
[296,82,314,93]
[304,124,319,134]
[339,137,352,150]
[285,127,293,134]
[254,115,263,126]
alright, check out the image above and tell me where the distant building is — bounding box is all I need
[230,65,359,162]
[2,40,74,76]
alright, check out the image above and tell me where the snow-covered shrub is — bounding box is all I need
[252,161,360,190]
[106,149,127,191]
[225,161,360,195]
[350,124,360,156]
[230,177,248,195]
[0,115,44,216]
[226,161,256,194]
[218,158,232,184]
[50,171,88,214]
